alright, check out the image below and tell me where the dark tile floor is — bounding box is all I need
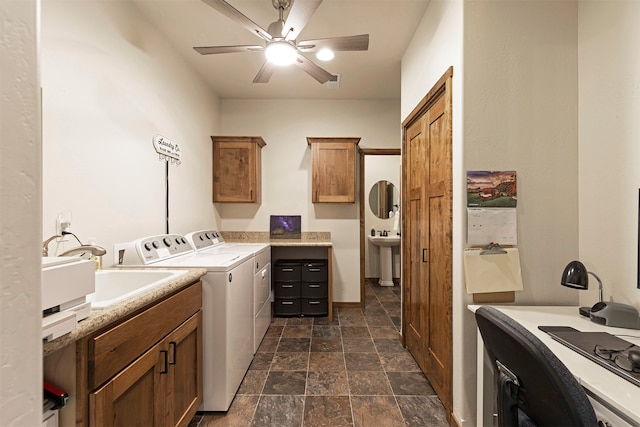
[189,281,448,427]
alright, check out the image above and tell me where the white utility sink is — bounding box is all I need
[368,235,400,287]
[88,269,189,309]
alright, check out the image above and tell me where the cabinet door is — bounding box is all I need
[167,311,203,427]
[90,341,167,427]
[308,138,360,203]
[212,137,265,203]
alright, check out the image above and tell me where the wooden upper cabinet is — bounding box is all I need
[211,136,266,203]
[307,137,360,203]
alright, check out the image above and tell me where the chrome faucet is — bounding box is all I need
[42,235,62,257]
[59,245,106,259]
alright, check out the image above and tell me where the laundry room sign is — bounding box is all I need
[153,133,182,164]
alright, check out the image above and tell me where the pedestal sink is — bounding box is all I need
[368,235,401,286]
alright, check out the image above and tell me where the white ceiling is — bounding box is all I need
[132,0,429,100]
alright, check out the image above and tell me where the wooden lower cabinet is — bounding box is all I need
[90,339,165,426]
[90,312,202,427]
[78,281,203,427]
[167,312,202,427]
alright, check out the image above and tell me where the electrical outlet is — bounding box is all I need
[56,211,72,241]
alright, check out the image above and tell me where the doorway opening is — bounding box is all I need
[359,148,401,305]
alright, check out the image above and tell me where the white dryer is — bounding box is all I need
[114,234,254,412]
[185,230,271,353]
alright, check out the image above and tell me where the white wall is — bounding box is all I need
[403,0,579,424]
[462,1,579,423]
[401,0,466,422]
[219,99,400,302]
[41,0,221,264]
[578,1,640,310]
[465,2,579,303]
[0,0,42,425]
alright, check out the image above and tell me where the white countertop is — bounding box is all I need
[469,305,640,425]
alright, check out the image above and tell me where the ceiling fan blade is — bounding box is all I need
[193,45,264,55]
[252,61,276,83]
[298,34,369,52]
[201,0,272,41]
[294,54,334,84]
[282,0,323,41]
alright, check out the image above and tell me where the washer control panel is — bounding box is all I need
[186,230,225,250]
[115,234,194,265]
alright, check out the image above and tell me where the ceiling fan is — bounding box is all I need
[193,0,369,84]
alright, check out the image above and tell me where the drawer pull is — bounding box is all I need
[309,268,321,272]
[308,284,320,288]
[281,301,294,305]
[281,268,294,272]
[281,285,294,288]
[308,301,321,305]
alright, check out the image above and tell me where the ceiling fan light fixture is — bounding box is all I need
[316,47,334,61]
[265,41,297,66]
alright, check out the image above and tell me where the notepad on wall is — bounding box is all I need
[464,248,524,294]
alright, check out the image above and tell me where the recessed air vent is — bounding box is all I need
[325,74,341,89]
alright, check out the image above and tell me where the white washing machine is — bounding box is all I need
[113,234,254,412]
[184,230,271,353]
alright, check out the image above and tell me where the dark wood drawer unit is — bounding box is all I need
[274,259,328,317]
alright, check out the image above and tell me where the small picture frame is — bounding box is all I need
[270,215,301,239]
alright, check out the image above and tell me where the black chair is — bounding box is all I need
[475,306,597,426]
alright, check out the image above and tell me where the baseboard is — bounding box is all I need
[333,301,363,309]
[365,277,400,285]
[451,411,463,427]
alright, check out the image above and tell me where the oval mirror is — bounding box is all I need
[368,180,399,219]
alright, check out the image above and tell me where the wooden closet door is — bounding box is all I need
[423,93,452,410]
[402,68,453,420]
[405,118,429,374]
